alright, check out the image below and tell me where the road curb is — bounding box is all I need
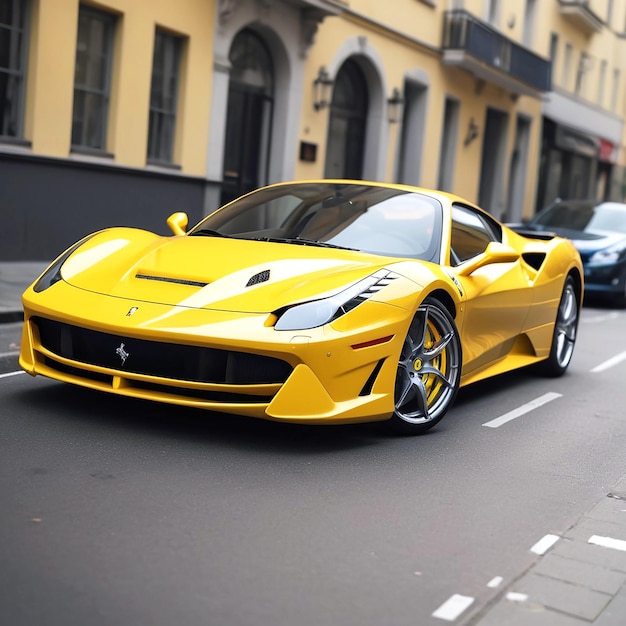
[0,311,24,324]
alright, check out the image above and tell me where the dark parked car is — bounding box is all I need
[516,199,626,306]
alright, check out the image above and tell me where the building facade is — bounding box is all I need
[1,0,625,261]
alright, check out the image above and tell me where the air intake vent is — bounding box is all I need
[521,253,546,271]
[136,273,208,288]
[246,269,270,287]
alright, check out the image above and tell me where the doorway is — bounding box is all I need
[324,58,369,179]
[222,29,274,204]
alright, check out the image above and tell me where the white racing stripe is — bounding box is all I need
[432,594,474,621]
[482,392,562,429]
[590,352,626,373]
[0,370,25,380]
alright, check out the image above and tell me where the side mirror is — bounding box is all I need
[456,241,520,276]
[167,212,188,236]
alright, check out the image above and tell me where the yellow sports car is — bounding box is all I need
[20,180,583,434]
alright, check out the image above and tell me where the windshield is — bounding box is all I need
[189,183,443,261]
[533,201,626,235]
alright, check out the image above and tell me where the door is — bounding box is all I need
[324,58,368,179]
[222,29,274,205]
[450,204,532,378]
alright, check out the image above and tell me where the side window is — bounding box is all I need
[451,204,499,265]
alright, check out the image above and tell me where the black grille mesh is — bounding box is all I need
[34,317,292,385]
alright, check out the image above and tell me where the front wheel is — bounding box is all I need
[388,298,462,435]
[538,276,579,377]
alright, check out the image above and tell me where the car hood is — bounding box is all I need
[59,229,396,313]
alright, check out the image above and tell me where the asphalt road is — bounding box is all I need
[1,304,625,626]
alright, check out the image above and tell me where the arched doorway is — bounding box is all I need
[222,29,274,204]
[324,58,368,179]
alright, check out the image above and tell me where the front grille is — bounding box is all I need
[34,317,292,385]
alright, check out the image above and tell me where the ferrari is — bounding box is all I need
[20,180,583,434]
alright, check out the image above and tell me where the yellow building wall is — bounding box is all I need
[24,0,213,176]
[297,2,544,215]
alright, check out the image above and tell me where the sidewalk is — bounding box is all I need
[472,476,626,626]
[0,262,48,323]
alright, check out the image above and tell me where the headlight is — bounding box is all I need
[589,242,626,266]
[33,238,92,293]
[274,270,397,331]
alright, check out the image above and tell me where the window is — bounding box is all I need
[487,0,500,26]
[71,5,115,151]
[574,52,589,97]
[0,0,28,139]
[522,0,537,47]
[450,204,500,265]
[598,60,607,105]
[549,32,558,69]
[437,97,459,192]
[562,43,572,89]
[147,28,182,164]
[611,68,620,112]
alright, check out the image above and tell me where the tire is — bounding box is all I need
[388,298,462,435]
[538,276,579,377]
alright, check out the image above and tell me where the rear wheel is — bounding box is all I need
[538,276,579,377]
[389,298,462,435]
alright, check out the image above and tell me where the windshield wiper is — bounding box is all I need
[190,229,232,238]
[253,236,358,251]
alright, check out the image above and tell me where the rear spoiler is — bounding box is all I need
[507,224,557,241]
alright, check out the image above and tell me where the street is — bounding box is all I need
[1,303,625,626]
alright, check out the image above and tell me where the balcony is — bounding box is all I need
[558,1,603,35]
[442,10,551,99]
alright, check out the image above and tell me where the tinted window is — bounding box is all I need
[190,183,443,261]
[451,204,499,264]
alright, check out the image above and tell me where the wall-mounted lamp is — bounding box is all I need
[387,87,404,124]
[464,117,479,146]
[313,67,333,111]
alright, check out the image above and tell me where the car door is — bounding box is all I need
[449,203,532,378]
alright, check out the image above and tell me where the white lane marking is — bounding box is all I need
[0,351,19,358]
[0,370,25,380]
[590,352,626,373]
[482,392,562,429]
[588,535,626,552]
[506,592,528,602]
[530,534,560,555]
[432,594,475,622]
[487,576,503,588]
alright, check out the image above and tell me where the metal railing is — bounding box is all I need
[442,10,551,92]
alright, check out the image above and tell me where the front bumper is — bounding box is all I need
[20,280,411,424]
